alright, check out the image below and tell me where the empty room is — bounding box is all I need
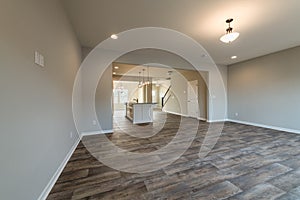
[1,0,300,199]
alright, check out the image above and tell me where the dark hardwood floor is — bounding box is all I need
[47,111,300,199]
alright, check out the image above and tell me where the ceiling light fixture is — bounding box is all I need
[111,34,118,39]
[113,72,116,75]
[220,19,239,43]
[114,66,119,69]
[231,55,237,59]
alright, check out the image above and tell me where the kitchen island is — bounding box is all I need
[125,102,156,124]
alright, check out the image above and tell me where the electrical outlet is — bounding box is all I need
[70,131,73,138]
[235,113,239,116]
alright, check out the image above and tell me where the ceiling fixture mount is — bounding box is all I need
[220,18,239,43]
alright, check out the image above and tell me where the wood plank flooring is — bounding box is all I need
[47,111,300,199]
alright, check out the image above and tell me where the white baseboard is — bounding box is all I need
[37,129,113,200]
[80,129,113,138]
[207,119,227,123]
[163,110,213,122]
[227,119,300,134]
[163,110,189,117]
[38,137,80,200]
[198,117,207,121]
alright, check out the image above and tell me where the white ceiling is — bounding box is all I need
[62,0,300,65]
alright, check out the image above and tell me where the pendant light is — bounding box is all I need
[146,66,151,85]
[142,69,145,86]
[220,18,239,43]
[138,66,152,87]
[138,71,143,88]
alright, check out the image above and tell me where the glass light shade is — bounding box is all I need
[110,34,118,39]
[220,32,239,43]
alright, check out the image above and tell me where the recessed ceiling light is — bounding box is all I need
[113,72,116,75]
[114,66,119,69]
[111,34,118,39]
[231,56,237,59]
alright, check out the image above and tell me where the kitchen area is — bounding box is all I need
[113,63,170,125]
[124,82,156,124]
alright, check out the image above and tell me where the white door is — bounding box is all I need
[187,80,199,118]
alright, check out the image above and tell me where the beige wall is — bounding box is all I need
[181,70,208,120]
[228,46,300,131]
[164,71,187,114]
[113,81,139,110]
[0,0,81,199]
[163,69,208,119]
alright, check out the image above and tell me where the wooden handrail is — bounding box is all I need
[162,85,171,100]
[162,85,171,108]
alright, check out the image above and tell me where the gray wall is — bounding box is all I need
[82,47,113,132]
[217,65,228,117]
[96,65,113,131]
[0,0,81,199]
[228,46,300,131]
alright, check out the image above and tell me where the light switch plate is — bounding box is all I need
[39,54,44,67]
[35,51,39,65]
[34,51,45,67]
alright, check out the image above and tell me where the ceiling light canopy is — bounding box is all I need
[220,19,239,43]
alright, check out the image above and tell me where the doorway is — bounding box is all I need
[187,80,199,118]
